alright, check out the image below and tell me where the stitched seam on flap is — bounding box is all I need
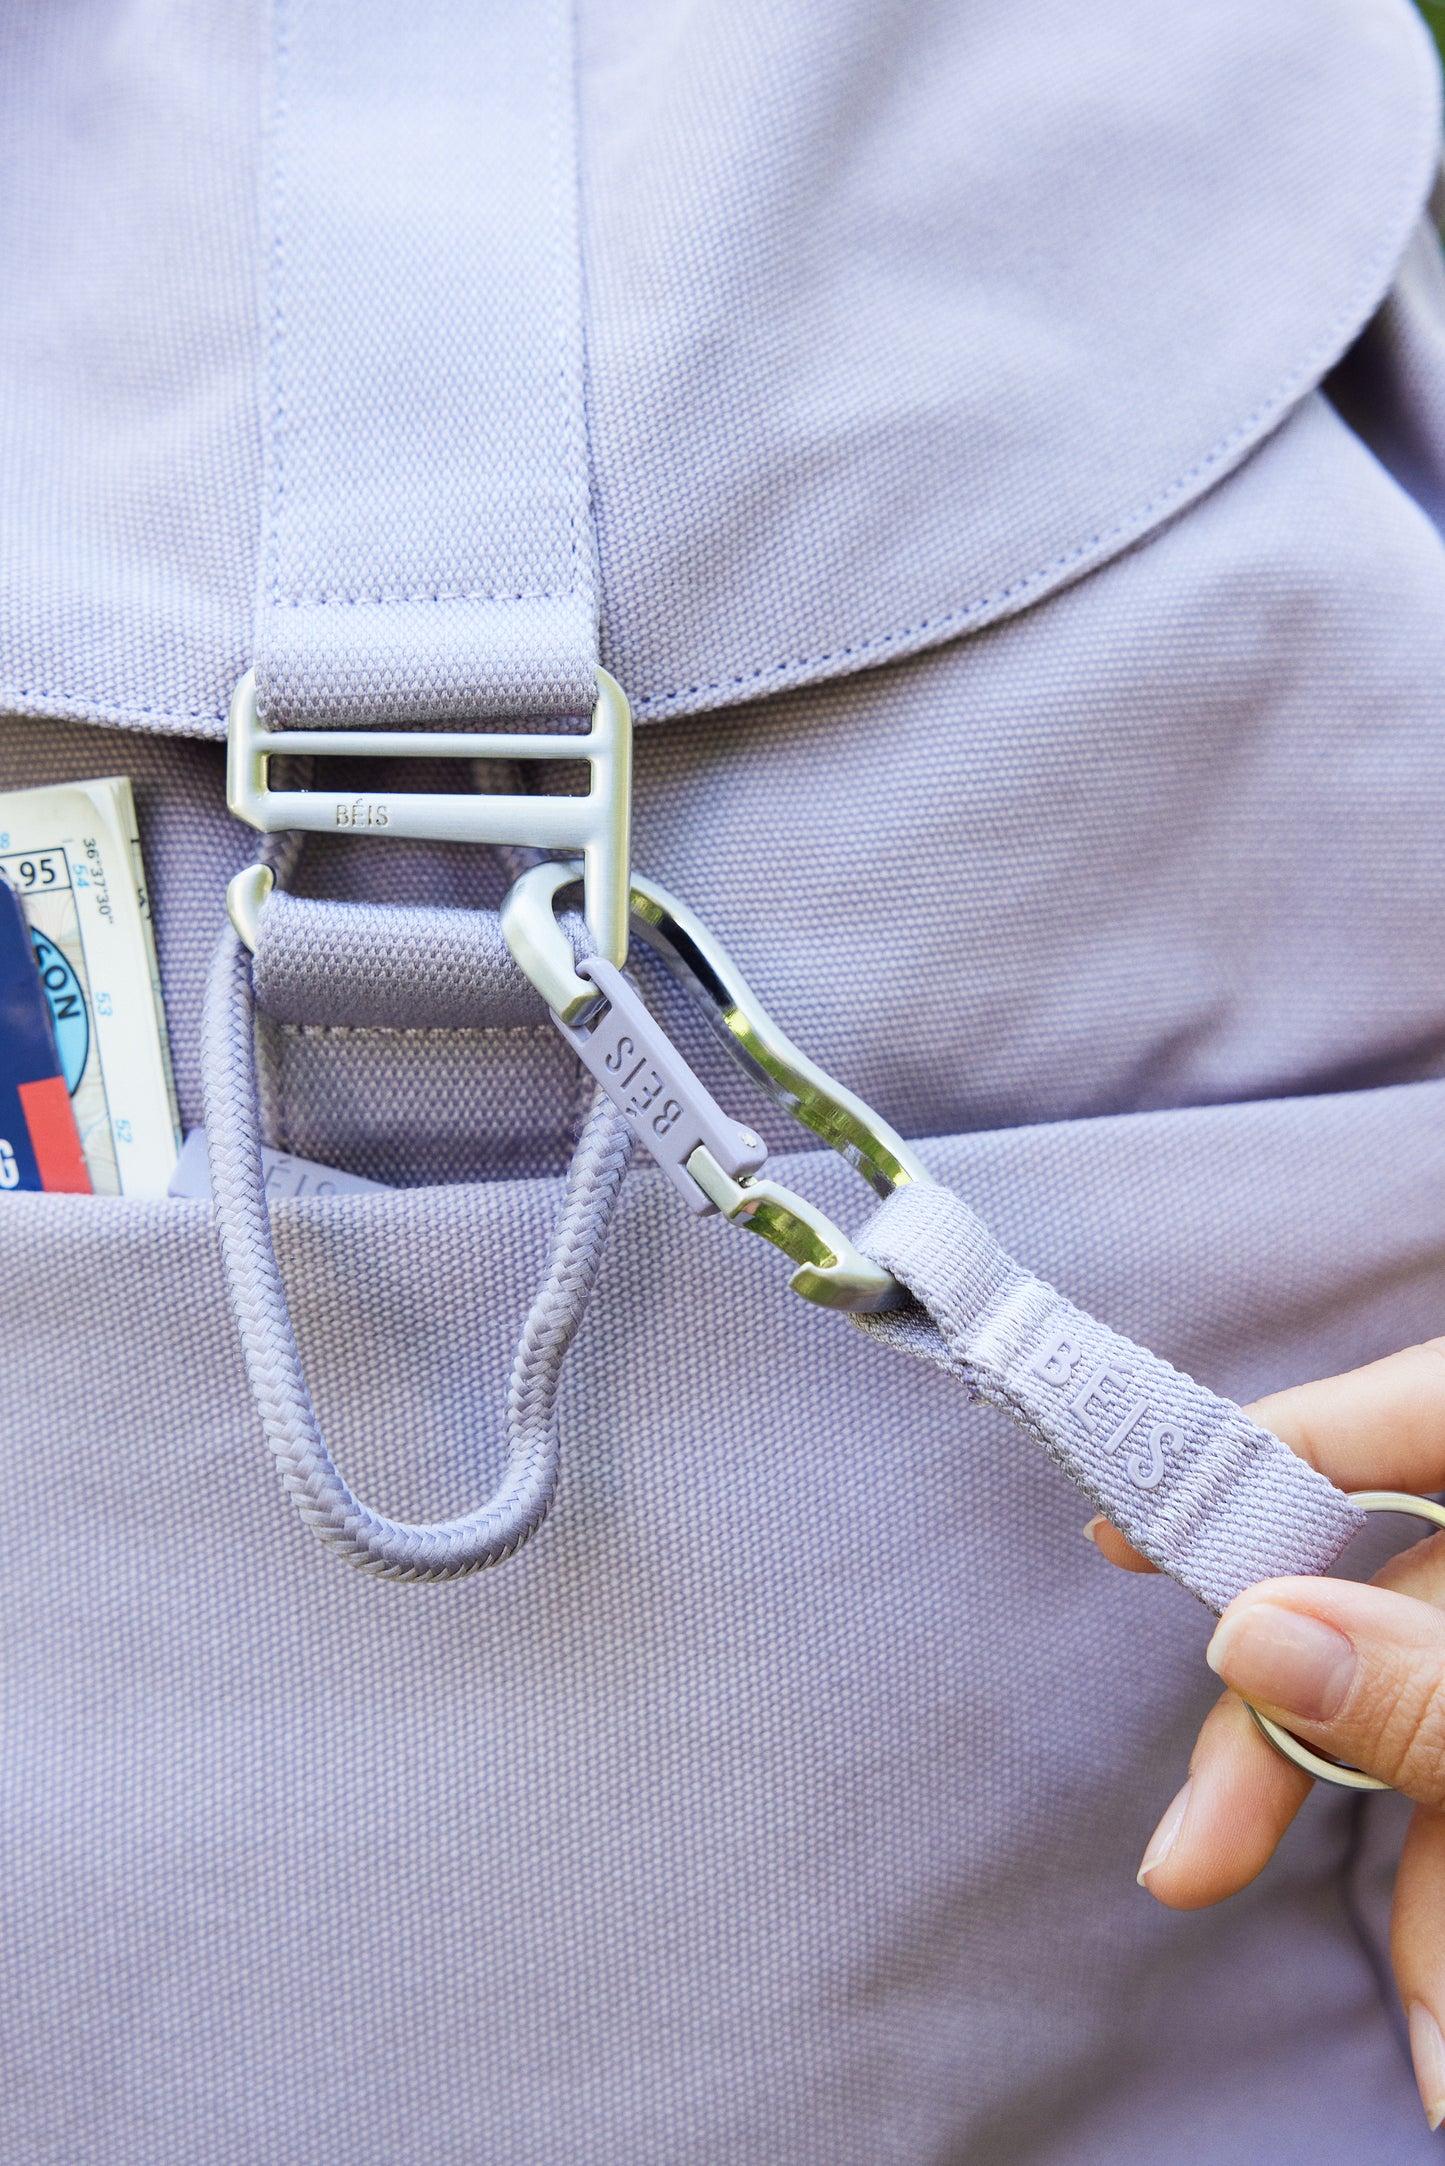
[631,219,1440,716]
[5,55,1437,739]
[261,0,589,617]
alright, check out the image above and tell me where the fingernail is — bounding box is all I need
[1409,2004,1445,2132]
[1206,1602,1356,1723]
[1083,1516,1106,1547]
[1136,1779,1192,1887]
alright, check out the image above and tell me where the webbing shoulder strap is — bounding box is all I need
[252,0,597,727]
[203,0,624,1578]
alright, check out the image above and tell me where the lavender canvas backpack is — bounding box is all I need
[5,1,1445,2158]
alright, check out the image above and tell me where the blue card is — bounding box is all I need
[0,874,90,1191]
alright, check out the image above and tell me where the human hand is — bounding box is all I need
[1087,1341,1445,2132]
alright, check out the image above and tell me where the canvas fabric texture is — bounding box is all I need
[4,0,1445,2159]
[0,0,1440,736]
[250,0,598,726]
[251,890,561,1031]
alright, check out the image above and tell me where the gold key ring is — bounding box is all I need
[1246,1490,1445,1791]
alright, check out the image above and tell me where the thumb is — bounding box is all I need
[1205,1574,1445,1809]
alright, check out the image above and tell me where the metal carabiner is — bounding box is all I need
[501,859,928,1312]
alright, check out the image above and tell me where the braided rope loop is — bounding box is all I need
[201,924,630,1580]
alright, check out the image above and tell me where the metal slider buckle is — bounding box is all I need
[223,667,632,965]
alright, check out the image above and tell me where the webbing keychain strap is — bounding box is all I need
[854,1182,1365,1614]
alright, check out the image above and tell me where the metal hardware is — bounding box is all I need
[502,857,922,1310]
[625,873,930,1194]
[223,768,917,1307]
[686,1145,902,1311]
[1245,1490,1445,1792]
[227,860,276,952]
[224,666,632,967]
[499,858,601,1024]
[502,859,930,1188]
[555,955,769,1212]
